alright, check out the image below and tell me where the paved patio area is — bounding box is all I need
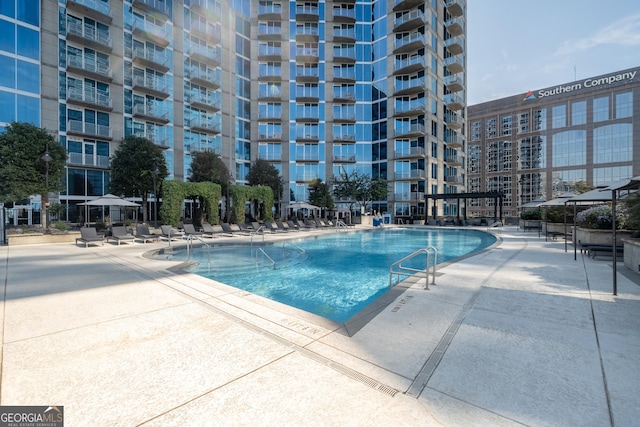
[0,225,638,426]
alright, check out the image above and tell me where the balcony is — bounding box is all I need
[333,27,356,43]
[186,93,221,112]
[444,93,465,110]
[66,89,113,111]
[445,0,465,17]
[258,45,283,61]
[190,21,221,44]
[132,46,170,73]
[66,55,112,82]
[132,19,171,47]
[333,112,356,123]
[394,124,426,138]
[444,56,464,74]
[296,4,319,21]
[444,111,463,129]
[258,25,282,41]
[258,86,282,101]
[296,47,319,63]
[187,118,221,134]
[68,152,110,168]
[186,67,221,90]
[295,29,320,43]
[66,0,112,24]
[394,79,427,96]
[394,102,427,117]
[393,33,426,54]
[392,0,424,12]
[188,45,221,67]
[295,67,320,83]
[444,35,465,56]
[333,47,356,63]
[257,4,283,20]
[295,153,320,162]
[445,175,464,185]
[296,87,320,102]
[67,119,112,140]
[395,146,426,159]
[332,89,355,103]
[394,10,426,32]
[390,192,424,202]
[394,56,426,75]
[133,103,170,124]
[132,0,170,21]
[296,113,319,123]
[66,20,112,52]
[444,154,464,166]
[258,133,283,141]
[445,16,465,37]
[134,131,169,149]
[333,154,356,163]
[258,111,283,121]
[296,174,319,182]
[132,75,170,99]
[395,170,426,180]
[333,133,356,143]
[296,133,319,142]
[332,7,356,22]
[333,68,356,83]
[445,134,464,148]
[444,74,464,92]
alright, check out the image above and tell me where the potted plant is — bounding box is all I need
[575,204,632,245]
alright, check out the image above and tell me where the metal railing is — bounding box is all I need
[254,247,275,269]
[389,246,437,290]
[186,234,211,270]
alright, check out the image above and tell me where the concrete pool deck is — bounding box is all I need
[0,225,639,426]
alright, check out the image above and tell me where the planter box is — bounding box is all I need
[8,232,80,246]
[544,222,574,240]
[623,239,640,274]
[575,227,634,246]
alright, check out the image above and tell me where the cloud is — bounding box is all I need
[555,13,640,55]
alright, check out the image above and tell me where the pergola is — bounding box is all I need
[424,192,503,223]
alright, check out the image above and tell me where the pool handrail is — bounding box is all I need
[389,246,437,290]
[255,247,276,268]
[186,234,211,267]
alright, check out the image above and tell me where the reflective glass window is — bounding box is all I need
[17,26,39,59]
[17,94,39,124]
[0,55,15,88]
[594,166,632,186]
[551,104,566,129]
[571,100,586,125]
[0,19,15,53]
[552,130,586,167]
[0,2,14,18]
[593,123,632,163]
[17,0,39,26]
[16,60,39,93]
[615,92,632,119]
[593,96,609,122]
[0,90,15,122]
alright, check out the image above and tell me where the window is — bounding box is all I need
[593,123,632,164]
[501,115,512,136]
[551,104,566,129]
[552,130,586,167]
[517,112,529,134]
[571,100,586,126]
[485,118,496,138]
[470,121,481,140]
[593,96,609,122]
[615,92,632,119]
[519,136,545,170]
[533,108,546,131]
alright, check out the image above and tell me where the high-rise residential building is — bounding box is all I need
[1,0,466,223]
[468,66,639,219]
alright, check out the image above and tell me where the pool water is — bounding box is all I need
[168,228,496,322]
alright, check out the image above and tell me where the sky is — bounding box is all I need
[466,0,640,105]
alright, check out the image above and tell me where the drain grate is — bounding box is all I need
[330,363,399,397]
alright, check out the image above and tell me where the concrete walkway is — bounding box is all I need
[0,226,638,426]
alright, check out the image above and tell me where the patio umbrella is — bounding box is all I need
[284,201,320,210]
[78,194,140,225]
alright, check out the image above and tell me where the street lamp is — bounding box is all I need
[41,145,52,232]
[153,163,159,227]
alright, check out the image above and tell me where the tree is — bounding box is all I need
[0,122,67,229]
[333,169,387,214]
[109,136,168,224]
[188,151,230,223]
[246,159,283,215]
[308,178,334,211]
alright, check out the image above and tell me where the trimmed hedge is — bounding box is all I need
[160,181,222,226]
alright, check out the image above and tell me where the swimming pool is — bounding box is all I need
[165,228,496,322]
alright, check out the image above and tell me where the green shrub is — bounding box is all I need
[521,209,542,220]
[53,220,68,231]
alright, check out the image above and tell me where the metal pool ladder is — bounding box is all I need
[389,246,438,290]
